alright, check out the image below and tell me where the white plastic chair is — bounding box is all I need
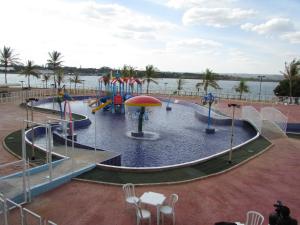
[245,211,264,225]
[122,183,139,206]
[134,201,151,225]
[159,194,178,225]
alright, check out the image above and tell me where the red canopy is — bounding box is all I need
[125,95,162,107]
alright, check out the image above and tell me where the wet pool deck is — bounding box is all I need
[1,99,300,225]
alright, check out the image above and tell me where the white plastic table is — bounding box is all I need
[140,191,166,225]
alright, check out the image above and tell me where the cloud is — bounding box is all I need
[183,7,256,27]
[283,52,300,59]
[113,31,158,41]
[228,49,254,63]
[0,0,178,68]
[241,18,295,34]
[281,31,300,44]
[79,1,176,40]
[166,38,222,54]
[81,3,131,21]
[163,0,238,9]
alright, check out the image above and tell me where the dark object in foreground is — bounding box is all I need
[269,201,298,225]
[214,222,236,225]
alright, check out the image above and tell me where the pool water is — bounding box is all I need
[38,100,257,167]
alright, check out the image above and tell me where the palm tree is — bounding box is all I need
[56,68,64,89]
[43,74,51,88]
[142,65,158,94]
[70,73,82,93]
[47,51,63,88]
[128,66,136,93]
[175,77,185,95]
[128,66,135,77]
[121,65,129,77]
[234,79,250,100]
[21,60,39,88]
[0,46,19,84]
[280,59,300,98]
[195,68,220,95]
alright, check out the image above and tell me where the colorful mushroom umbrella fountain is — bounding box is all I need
[125,95,162,137]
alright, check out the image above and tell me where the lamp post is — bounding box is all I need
[228,103,240,163]
[20,80,24,89]
[258,75,265,101]
[25,98,39,129]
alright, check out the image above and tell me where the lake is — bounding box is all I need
[0,73,279,98]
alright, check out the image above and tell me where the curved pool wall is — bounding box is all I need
[29,96,92,129]
[25,126,66,159]
[30,96,261,169]
[25,125,121,166]
[286,123,300,134]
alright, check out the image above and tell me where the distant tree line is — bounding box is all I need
[3,62,278,82]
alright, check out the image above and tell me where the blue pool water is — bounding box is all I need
[38,99,257,167]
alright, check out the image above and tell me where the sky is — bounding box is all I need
[0,0,300,74]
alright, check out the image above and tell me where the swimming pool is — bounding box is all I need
[37,98,257,167]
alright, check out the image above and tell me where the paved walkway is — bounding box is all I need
[13,137,299,225]
[0,158,92,199]
[0,103,59,165]
[214,99,299,123]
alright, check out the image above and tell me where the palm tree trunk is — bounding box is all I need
[289,79,292,97]
[46,80,48,89]
[4,66,7,84]
[147,82,150,94]
[28,76,30,88]
[53,76,56,88]
[53,70,57,88]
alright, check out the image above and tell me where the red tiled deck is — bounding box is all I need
[19,137,300,225]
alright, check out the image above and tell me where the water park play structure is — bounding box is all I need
[202,93,216,134]
[55,87,76,140]
[89,72,142,114]
[125,95,162,137]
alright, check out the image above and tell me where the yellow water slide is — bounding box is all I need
[92,100,112,113]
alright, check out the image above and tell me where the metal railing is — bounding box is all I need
[0,193,57,225]
[0,87,299,105]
